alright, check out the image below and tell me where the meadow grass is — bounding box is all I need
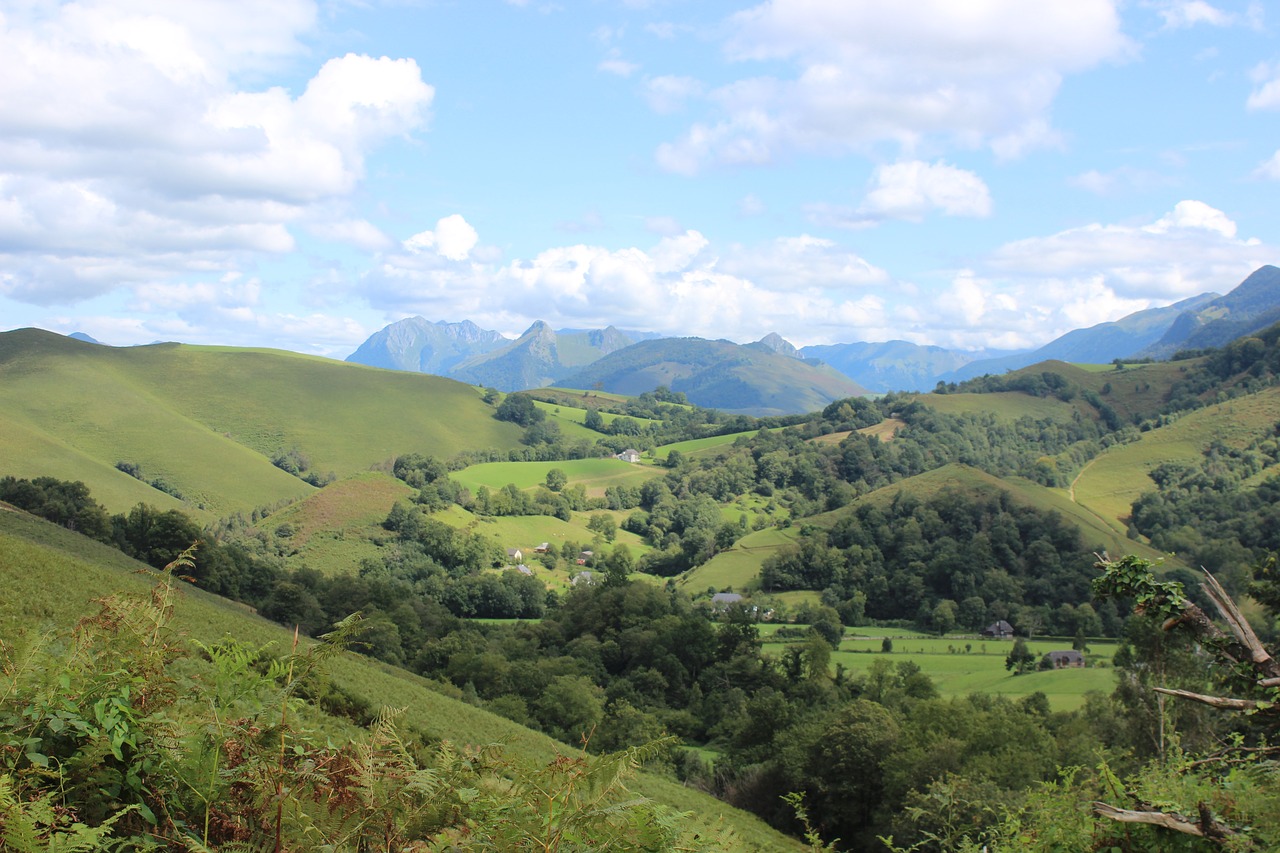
[653,430,760,459]
[761,631,1118,711]
[1072,385,1280,530]
[919,391,1083,422]
[679,525,799,592]
[262,472,414,575]
[449,457,664,495]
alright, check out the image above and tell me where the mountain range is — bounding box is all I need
[345,265,1280,407]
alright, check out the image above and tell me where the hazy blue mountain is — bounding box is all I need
[346,317,508,373]
[1137,265,1280,358]
[940,291,1222,383]
[67,332,105,345]
[558,337,870,416]
[799,340,1008,393]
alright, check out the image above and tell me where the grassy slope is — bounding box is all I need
[917,390,1085,422]
[1071,385,1280,531]
[0,329,524,517]
[0,508,802,852]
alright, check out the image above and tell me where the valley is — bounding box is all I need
[3,311,1280,850]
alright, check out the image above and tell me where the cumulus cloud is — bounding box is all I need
[405,215,480,261]
[987,199,1267,300]
[360,218,892,344]
[0,0,433,306]
[804,160,991,229]
[656,0,1131,173]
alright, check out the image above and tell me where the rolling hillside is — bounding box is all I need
[0,328,523,516]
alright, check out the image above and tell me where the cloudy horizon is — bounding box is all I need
[1,0,1277,357]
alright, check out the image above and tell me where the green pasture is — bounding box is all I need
[1072,386,1280,531]
[679,525,799,592]
[654,430,760,459]
[443,505,651,562]
[0,508,802,852]
[919,391,1083,422]
[450,457,664,495]
[762,632,1118,711]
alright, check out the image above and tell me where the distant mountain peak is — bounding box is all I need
[67,331,104,345]
[749,332,799,358]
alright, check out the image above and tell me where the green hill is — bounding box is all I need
[0,329,523,516]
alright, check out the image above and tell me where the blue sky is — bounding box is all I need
[1,0,1278,357]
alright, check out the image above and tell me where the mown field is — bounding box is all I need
[0,507,803,851]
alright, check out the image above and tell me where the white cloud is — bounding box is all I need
[657,0,1132,173]
[404,215,480,261]
[1153,1,1234,28]
[988,200,1269,300]
[361,225,893,345]
[1247,61,1280,111]
[860,160,992,221]
[804,161,991,228]
[0,1,433,306]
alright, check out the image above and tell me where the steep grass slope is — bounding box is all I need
[0,507,803,851]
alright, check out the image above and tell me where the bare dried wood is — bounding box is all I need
[1200,569,1280,676]
[1093,801,1236,841]
[1153,687,1259,711]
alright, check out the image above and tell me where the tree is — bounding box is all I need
[494,393,543,426]
[1005,638,1035,674]
[545,468,568,492]
[587,512,617,542]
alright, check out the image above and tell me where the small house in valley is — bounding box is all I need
[981,620,1014,639]
[1045,650,1085,668]
[615,449,642,463]
[506,548,523,564]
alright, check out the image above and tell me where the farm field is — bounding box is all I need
[653,429,762,459]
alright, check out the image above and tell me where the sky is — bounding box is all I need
[1,0,1279,358]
